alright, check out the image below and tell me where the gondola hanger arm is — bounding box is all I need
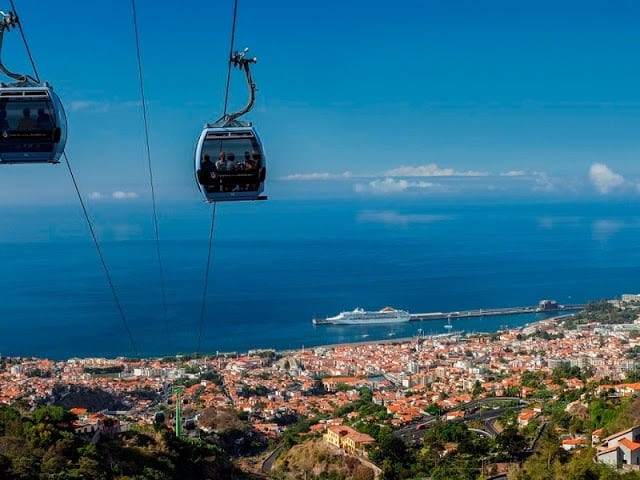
[0,9,36,85]
[212,47,257,128]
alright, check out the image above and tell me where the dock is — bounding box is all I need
[410,304,585,322]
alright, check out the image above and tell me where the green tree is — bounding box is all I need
[495,425,527,459]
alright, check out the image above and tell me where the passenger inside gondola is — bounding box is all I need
[242,151,255,170]
[18,108,35,129]
[251,150,261,169]
[215,151,226,171]
[36,108,52,129]
[198,154,220,192]
[225,152,237,171]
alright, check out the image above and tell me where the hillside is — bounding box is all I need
[271,438,375,480]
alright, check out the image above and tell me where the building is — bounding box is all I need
[622,294,640,304]
[517,410,538,427]
[596,425,640,467]
[537,300,559,312]
[323,424,375,456]
[562,437,588,451]
[445,410,465,421]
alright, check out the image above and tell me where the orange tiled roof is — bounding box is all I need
[619,438,640,451]
[562,438,587,445]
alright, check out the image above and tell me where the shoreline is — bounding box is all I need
[2,312,579,362]
[245,313,577,359]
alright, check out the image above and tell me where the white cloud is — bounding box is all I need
[70,99,142,113]
[70,101,111,113]
[531,172,556,192]
[384,164,488,177]
[282,172,352,180]
[284,164,492,182]
[112,191,138,200]
[500,170,526,177]
[88,191,139,200]
[589,163,624,194]
[121,100,143,108]
[357,210,450,226]
[354,178,436,194]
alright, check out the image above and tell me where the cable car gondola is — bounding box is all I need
[0,11,67,164]
[195,123,266,202]
[195,49,266,202]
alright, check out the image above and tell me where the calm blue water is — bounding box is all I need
[0,196,639,359]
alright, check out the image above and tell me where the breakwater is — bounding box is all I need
[410,304,585,322]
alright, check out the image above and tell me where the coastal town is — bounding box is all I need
[2,295,640,478]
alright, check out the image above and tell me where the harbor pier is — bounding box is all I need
[410,303,585,322]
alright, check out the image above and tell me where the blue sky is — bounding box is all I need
[0,0,639,204]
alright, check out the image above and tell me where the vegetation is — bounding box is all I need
[0,404,252,479]
[272,438,374,480]
[82,365,124,375]
[562,300,640,329]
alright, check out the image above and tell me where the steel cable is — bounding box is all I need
[196,203,217,353]
[130,0,170,351]
[222,0,239,116]
[64,152,139,357]
[8,0,39,83]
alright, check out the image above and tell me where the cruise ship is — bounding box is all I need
[312,306,411,325]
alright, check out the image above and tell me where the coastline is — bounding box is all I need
[1,313,577,363]
[244,313,578,359]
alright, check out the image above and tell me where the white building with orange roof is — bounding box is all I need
[561,437,588,451]
[592,428,604,445]
[445,410,465,421]
[597,425,640,467]
[517,409,538,427]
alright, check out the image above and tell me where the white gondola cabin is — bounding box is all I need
[0,83,67,164]
[195,125,266,202]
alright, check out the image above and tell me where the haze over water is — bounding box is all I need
[0,195,638,359]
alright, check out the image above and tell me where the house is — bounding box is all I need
[562,437,588,451]
[596,425,640,467]
[445,410,465,421]
[517,410,537,427]
[592,428,604,445]
[323,425,375,456]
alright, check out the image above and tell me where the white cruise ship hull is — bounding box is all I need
[313,308,411,325]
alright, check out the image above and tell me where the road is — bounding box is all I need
[394,397,526,444]
[261,445,282,474]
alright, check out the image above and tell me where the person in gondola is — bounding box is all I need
[225,152,237,171]
[198,154,220,192]
[251,150,261,167]
[215,151,226,171]
[36,108,52,129]
[242,151,255,170]
[18,108,35,130]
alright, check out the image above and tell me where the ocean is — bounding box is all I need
[0,195,638,359]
